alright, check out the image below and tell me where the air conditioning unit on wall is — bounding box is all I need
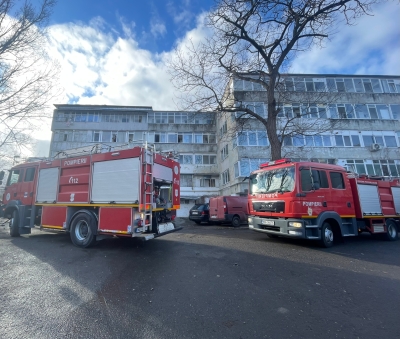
[370,143,381,152]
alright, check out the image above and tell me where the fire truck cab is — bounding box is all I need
[0,144,182,248]
[248,159,400,247]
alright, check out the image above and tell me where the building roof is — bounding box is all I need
[235,73,400,79]
[54,104,153,111]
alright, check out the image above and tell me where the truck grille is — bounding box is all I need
[253,201,285,213]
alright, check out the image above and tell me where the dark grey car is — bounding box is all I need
[189,203,210,224]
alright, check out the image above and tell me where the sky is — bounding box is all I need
[26,0,400,155]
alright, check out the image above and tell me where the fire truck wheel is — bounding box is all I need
[385,220,399,241]
[320,222,334,248]
[70,212,97,248]
[9,210,20,237]
[231,216,241,228]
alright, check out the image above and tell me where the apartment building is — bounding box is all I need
[49,74,400,216]
[49,105,219,216]
[217,74,400,196]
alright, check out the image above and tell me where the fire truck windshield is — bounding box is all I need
[249,166,295,194]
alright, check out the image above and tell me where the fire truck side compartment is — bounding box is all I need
[91,157,140,203]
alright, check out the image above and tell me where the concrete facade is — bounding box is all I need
[48,74,400,217]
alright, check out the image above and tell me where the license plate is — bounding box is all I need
[262,220,275,226]
[192,211,198,215]
[210,216,216,218]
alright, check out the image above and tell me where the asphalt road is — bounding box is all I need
[1,218,399,339]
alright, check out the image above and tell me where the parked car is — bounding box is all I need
[189,203,210,224]
[209,196,249,227]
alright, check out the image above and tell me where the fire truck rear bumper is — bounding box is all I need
[248,216,317,239]
[154,225,183,238]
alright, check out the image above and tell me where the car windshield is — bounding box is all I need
[192,204,206,211]
[249,166,295,194]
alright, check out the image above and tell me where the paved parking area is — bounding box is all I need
[1,218,399,339]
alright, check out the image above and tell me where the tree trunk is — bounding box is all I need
[267,84,282,160]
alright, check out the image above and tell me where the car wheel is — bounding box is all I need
[384,220,398,241]
[320,222,334,248]
[9,210,20,237]
[70,212,97,248]
[231,216,241,228]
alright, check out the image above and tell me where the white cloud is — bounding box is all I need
[290,2,400,75]
[150,18,167,38]
[44,19,189,126]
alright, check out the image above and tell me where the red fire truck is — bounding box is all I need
[0,144,182,247]
[247,159,400,247]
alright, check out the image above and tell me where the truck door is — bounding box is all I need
[299,168,330,217]
[4,168,23,203]
[19,166,37,206]
[328,170,354,215]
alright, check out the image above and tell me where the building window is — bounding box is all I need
[362,135,384,147]
[344,79,355,92]
[221,144,229,160]
[390,105,400,120]
[168,133,178,143]
[56,112,66,122]
[285,78,294,91]
[235,130,269,146]
[200,178,216,187]
[351,135,361,146]
[383,136,397,147]
[292,135,304,147]
[183,133,193,143]
[180,174,193,187]
[363,79,373,93]
[360,160,400,177]
[179,155,193,164]
[336,79,345,92]
[93,132,101,142]
[220,121,227,136]
[235,158,269,177]
[221,169,230,185]
[102,131,111,142]
[88,112,100,122]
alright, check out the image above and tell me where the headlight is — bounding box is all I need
[289,221,302,228]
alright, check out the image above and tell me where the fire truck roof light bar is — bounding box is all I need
[260,158,291,168]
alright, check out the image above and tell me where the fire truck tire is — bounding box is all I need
[70,212,97,248]
[320,222,334,248]
[9,210,20,237]
[385,220,398,241]
[231,216,241,228]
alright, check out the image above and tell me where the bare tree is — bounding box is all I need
[169,0,381,160]
[0,0,59,160]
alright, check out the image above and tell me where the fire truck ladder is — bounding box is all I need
[141,143,155,230]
